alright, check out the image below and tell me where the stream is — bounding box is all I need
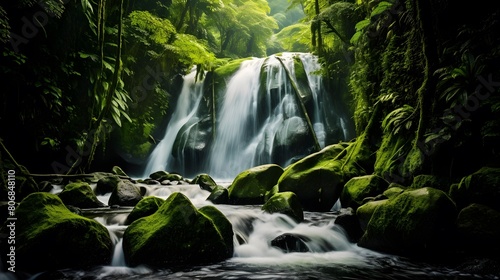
[15,183,498,280]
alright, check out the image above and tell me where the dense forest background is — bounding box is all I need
[1,0,499,189]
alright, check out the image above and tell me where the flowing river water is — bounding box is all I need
[15,183,498,280]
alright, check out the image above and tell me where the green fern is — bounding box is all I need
[434,52,485,108]
[382,105,415,135]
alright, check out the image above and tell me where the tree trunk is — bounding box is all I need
[414,0,438,147]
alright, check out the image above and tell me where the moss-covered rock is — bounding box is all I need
[340,174,388,210]
[278,144,349,211]
[262,192,304,222]
[149,170,170,181]
[58,182,106,208]
[125,196,165,225]
[382,185,405,199]
[95,175,121,195]
[358,187,457,257]
[192,173,218,192]
[0,192,113,272]
[108,181,143,207]
[449,167,500,211]
[207,185,229,204]
[228,164,284,205]
[410,174,450,192]
[123,192,233,267]
[356,199,388,231]
[456,203,500,256]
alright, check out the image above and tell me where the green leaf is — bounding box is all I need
[370,1,394,18]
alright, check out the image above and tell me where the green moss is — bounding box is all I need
[123,192,233,267]
[374,132,410,182]
[6,192,112,272]
[278,144,350,211]
[126,196,165,225]
[359,187,457,257]
[262,192,304,222]
[228,164,284,205]
[449,167,500,211]
[340,174,388,210]
[214,58,252,78]
[58,182,106,208]
[207,185,229,204]
[192,173,218,191]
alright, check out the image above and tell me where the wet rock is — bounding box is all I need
[410,174,450,192]
[58,182,106,208]
[271,233,309,253]
[149,170,169,181]
[456,203,500,256]
[271,116,314,166]
[356,199,388,231]
[449,166,500,211]
[95,175,120,195]
[228,164,284,205]
[0,193,113,272]
[262,192,304,222]
[108,181,143,207]
[192,173,218,192]
[123,192,233,267]
[340,174,388,210]
[358,187,457,257]
[383,184,405,199]
[125,196,165,225]
[207,185,229,204]
[277,144,347,211]
[334,207,363,243]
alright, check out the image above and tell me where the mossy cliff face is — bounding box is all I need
[122,192,233,267]
[0,192,113,272]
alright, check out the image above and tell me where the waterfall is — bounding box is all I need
[143,70,205,177]
[142,52,353,179]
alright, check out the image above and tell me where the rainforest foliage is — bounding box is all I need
[1,0,499,187]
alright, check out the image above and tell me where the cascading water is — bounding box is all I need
[33,184,477,280]
[142,52,353,179]
[143,69,205,177]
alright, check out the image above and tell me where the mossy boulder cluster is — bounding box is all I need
[0,193,113,272]
[205,144,500,260]
[123,192,234,267]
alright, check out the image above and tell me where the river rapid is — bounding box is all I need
[8,183,496,280]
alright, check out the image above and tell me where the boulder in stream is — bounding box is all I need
[262,192,304,222]
[277,144,347,211]
[358,187,457,257]
[58,181,107,208]
[227,164,284,205]
[125,196,165,225]
[340,174,388,210]
[123,192,234,267]
[108,180,143,207]
[0,192,113,272]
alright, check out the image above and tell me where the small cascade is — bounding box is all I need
[142,52,353,180]
[143,69,205,177]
